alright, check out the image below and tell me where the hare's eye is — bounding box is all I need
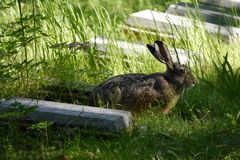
[178,68,186,75]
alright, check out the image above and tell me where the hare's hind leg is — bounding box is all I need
[161,95,180,115]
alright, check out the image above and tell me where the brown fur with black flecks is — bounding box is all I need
[88,41,197,115]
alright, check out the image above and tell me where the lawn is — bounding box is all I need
[0,0,240,159]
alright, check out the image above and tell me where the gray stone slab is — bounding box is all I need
[166,2,240,26]
[200,0,240,9]
[126,10,240,39]
[90,36,191,64]
[121,25,177,40]
[49,36,191,64]
[0,98,133,134]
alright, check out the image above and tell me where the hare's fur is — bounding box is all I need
[89,41,196,114]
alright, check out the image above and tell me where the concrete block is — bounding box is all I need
[90,36,190,64]
[126,10,240,39]
[199,0,240,9]
[0,98,133,134]
[166,2,240,26]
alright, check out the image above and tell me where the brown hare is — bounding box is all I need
[89,40,196,114]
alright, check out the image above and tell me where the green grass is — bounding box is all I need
[0,0,240,159]
[1,105,240,159]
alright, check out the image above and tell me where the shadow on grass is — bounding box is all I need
[0,84,240,160]
[0,114,239,160]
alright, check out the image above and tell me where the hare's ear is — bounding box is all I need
[146,43,165,64]
[155,40,174,70]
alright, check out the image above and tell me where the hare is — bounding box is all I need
[88,40,196,114]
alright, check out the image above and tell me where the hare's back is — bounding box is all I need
[91,73,169,108]
[102,73,148,84]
